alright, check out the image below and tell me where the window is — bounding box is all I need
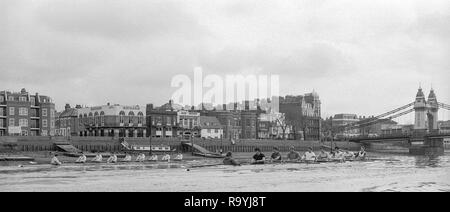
[8,96,14,101]
[19,108,28,116]
[94,112,99,125]
[42,119,47,128]
[0,96,4,103]
[166,116,171,125]
[19,96,26,102]
[9,118,15,126]
[0,119,4,128]
[51,120,55,128]
[119,111,125,124]
[138,112,143,124]
[41,130,47,136]
[30,97,35,103]
[88,112,93,124]
[50,109,55,118]
[215,129,218,133]
[128,111,135,124]
[42,109,47,117]
[19,119,28,127]
[83,114,88,124]
[9,107,15,115]
[100,111,105,125]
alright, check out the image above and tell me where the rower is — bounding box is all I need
[149,154,158,161]
[136,153,145,162]
[51,154,62,166]
[122,153,132,162]
[270,147,282,162]
[286,146,301,161]
[251,148,265,164]
[161,152,171,161]
[317,149,330,161]
[331,147,344,161]
[223,152,240,166]
[344,151,355,160]
[107,153,118,163]
[302,147,316,162]
[174,152,183,161]
[355,146,367,160]
[75,152,87,163]
[92,153,103,163]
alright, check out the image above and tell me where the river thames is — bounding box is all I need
[0,153,449,192]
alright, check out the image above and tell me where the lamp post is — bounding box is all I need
[148,116,152,156]
[191,128,194,155]
[330,116,333,152]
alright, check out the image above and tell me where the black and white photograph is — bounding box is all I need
[0,0,449,196]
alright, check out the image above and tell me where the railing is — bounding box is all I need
[350,131,450,142]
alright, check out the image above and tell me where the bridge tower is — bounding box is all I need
[427,89,439,132]
[414,87,427,132]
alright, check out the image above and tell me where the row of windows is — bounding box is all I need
[152,116,174,126]
[79,111,144,118]
[7,107,50,117]
[205,129,220,133]
[0,96,35,102]
[7,119,53,128]
[78,114,144,125]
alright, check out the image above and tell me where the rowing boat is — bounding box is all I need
[192,152,225,158]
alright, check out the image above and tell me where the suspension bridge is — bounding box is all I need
[334,87,450,155]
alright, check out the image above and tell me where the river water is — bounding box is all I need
[0,153,449,192]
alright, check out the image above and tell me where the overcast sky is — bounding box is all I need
[1,0,449,120]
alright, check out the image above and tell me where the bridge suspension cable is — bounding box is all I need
[345,108,415,130]
[438,102,450,110]
[336,102,415,131]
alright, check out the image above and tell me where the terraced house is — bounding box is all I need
[0,88,55,136]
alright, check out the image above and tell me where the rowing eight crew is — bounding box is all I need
[222,146,367,166]
[51,152,184,165]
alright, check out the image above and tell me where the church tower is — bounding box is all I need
[414,87,427,131]
[427,89,439,131]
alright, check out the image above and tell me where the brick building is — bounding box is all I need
[177,110,201,138]
[55,104,83,137]
[146,101,180,138]
[240,101,260,139]
[279,92,321,141]
[77,104,146,137]
[199,116,223,139]
[201,106,241,141]
[0,88,55,136]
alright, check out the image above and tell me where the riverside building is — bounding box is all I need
[77,103,146,137]
[0,88,55,136]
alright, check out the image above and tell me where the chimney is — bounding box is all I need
[107,102,110,106]
[245,100,249,111]
[222,104,227,111]
[146,104,154,112]
[234,103,238,111]
[75,105,82,109]
[65,104,71,110]
[256,99,261,111]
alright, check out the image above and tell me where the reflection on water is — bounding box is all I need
[0,153,449,192]
[414,155,443,168]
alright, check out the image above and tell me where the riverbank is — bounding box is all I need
[0,136,362,153]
